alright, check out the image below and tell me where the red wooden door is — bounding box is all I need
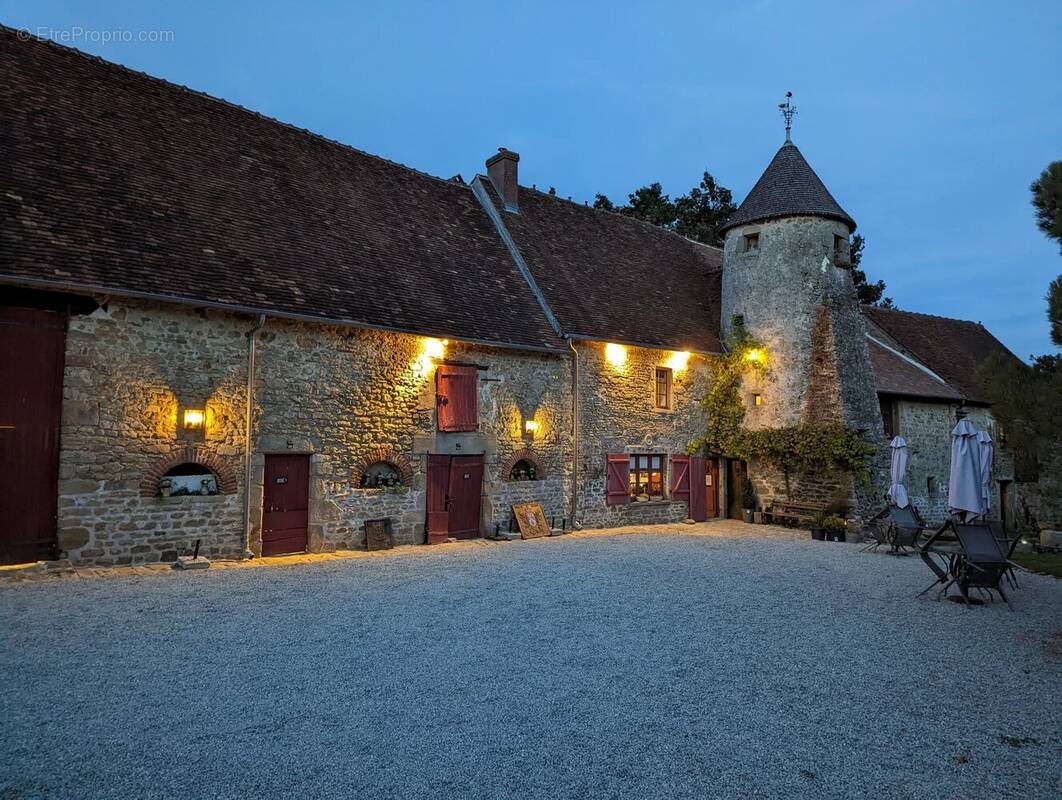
[446,455,483,539]
[727,459,748,521]
[670,455,690,507]
[426,454,451,544]
[705,459,720,518]
[262,454,309,556]
[689,456,707,522]
[0,307,65,565]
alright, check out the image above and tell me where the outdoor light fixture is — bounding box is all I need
[423,338,447,359]
[524,419,539,438]
[605,342,627,367]
[183,408,205,431]
[744,348,764,364]
[752,393,764,407]
[667,351,690,371]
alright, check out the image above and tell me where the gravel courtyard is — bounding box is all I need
[2,525,1060,799]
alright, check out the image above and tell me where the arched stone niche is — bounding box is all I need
[141,446,236,498]
[352,447,413,489]
[501,448,546,482]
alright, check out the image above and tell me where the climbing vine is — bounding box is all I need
[689,317,875,483]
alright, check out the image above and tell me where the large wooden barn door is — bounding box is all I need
[425,454,484,542]
[0,307,65,565]
[262,454,309,556]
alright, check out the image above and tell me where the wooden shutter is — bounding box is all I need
[670,454,690,505]
[436,364,478,432]
[689,456,707,522]
[606,454,630,506]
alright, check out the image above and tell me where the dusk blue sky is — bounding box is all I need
[5,1,1060,359]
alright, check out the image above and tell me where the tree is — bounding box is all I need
[849,234,894,308]
[593,170,735,247]
[1048,274,1062,348]
[1031,161,1062,253]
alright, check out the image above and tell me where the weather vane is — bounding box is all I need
[778,91,796,142]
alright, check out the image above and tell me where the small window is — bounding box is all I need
[751,392,763,407]
[742,233,759,253]
[879,397,899,439]
[834,235,846,254]
[926,476,937,497]
[629,454,665,498]
[654,367,672,409]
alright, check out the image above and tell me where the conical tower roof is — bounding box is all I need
[721,141,855,233]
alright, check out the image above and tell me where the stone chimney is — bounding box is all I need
[486,148,519,212]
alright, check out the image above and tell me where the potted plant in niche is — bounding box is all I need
[824,515,847,542]
[740,480,756,524]
[809,510,828,541]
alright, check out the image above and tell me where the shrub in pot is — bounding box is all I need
[824,515,846,542]
[809,510,828,541]
[740,480,757,524]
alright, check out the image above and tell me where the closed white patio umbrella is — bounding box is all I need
[948,419,983,520]
[887,436,909,508]
[977,429,994,516]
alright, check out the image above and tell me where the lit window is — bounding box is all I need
[751,392,763,407]
[655,367,672,409]
[742,233,759,253]
[629,454,665,498]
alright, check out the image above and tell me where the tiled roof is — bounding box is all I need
[0,27,564,351]
[863,307,1019,404]
[721,141,856,233]
[867,340,962,401]
[477,179,724,353]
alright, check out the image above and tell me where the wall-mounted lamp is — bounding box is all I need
[183,408,205,431]
[667,351,690,371]
[744,348,764,365]
[524,419,539,439]
[604,342,627,368]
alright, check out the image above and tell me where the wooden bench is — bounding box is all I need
[768,501,828,528]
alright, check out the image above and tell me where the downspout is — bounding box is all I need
[568,337,581,529]
[242,314,266,558]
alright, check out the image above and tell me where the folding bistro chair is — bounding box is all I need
[950,523,1012,610]
[863,504,925,554]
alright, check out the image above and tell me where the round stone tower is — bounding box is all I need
[719,138,886,518]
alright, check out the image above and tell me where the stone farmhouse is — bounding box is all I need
[0,28,1047,567]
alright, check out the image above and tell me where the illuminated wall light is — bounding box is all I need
[752,393,764,407]
[604,342,627,367]
[183,408,205,431]
[744,348,764,364]
[423,338,447,359]
[524,419,539,438]
[667,351,690,371]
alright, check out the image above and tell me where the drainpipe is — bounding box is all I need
[568,337,581,529]
[242,314,266,557]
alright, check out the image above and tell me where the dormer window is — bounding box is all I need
[742,233,760,253]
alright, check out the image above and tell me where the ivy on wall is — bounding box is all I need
[690,317,875,484]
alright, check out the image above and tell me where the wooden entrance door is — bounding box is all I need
[705,459,720,518]
[446,455,484,539]
[0,307,65,565]
[262,454,309,556]
[425,454,484,542]
[726,459,748,521]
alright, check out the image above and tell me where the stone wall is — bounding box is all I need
[56,299,572,565]
[896,400,1015,526]
[573,341,712,528]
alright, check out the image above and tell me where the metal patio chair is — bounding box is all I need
[919,520,1013,610]
[863,504,926,554]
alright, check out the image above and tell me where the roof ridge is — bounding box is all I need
[514,181,726,254]
[863,305,983,328]
[1,24,470,194]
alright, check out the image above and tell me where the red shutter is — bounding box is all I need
[689,456,707,522]
[606,454,630,506]
[670,455,690,505]
[436,365,478,432]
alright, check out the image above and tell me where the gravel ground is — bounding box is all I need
[1,527,1060,799]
